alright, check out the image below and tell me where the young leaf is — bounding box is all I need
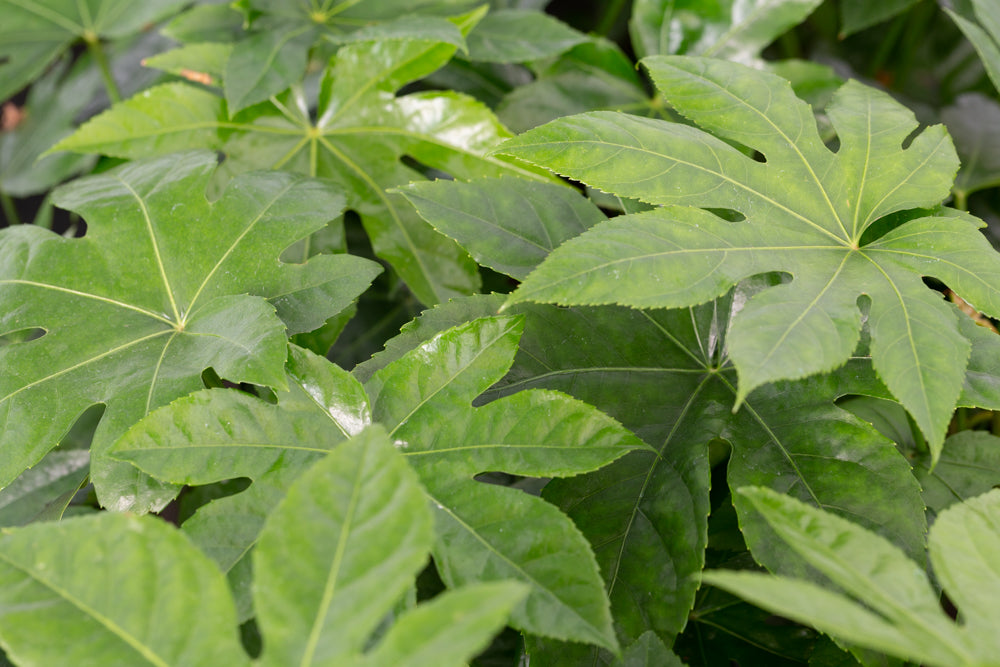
[497,56,1000,461]
[705,486,1000,667]
[0,512,250,666]
[0,151,379,512]
[217,0,472,113]
[52,38,547,305]
[628,0,824,61]
[366,315,648,650]
[0,0,189,100]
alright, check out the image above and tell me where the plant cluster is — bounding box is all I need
[4,1,1000,665]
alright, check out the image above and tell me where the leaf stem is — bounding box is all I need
[84,31,121,104]
[594,0,628,36]
[1,190,21,225]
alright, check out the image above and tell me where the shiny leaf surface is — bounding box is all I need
[53,37,546,305]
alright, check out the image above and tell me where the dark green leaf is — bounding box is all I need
[400,176,606,280]
[465,10,587,63]
[839,0,920,37]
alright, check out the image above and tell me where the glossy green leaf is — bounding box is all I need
[0,151,379,512]
[629,0,824,61]
[0,0,188,100]
[141,43,234,87]
[705,486,1000,667]
[497,55,997,460]
[0,512,249,666]
[464,9,587,62]
[216,1,473,114]
[903,430,1000,522]
[366,315,647,650]
[161,3,244,43]
[839,0,919,37]
[53,37,547,305]
[399,175,606,280]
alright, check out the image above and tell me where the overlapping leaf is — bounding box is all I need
[112,317,645,649]
[0,151,380,511]
[947,0,1000,96]
[373,291,925,661]
[0,0,189,100]
[705,487,1000,667]
[497,55,1000,459]
[51,35,548,305]
[0,428,525,667]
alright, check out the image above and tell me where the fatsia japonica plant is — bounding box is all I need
[6,0,1000,666]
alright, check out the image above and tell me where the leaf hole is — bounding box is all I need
[703,208,746,223]
[400,154,451,181]
[0,327,46,346]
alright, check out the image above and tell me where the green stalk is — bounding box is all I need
[84,31,121,103]
[1,191,21,225]
[594,0,628,36]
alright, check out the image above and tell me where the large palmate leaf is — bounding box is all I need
[0,0,189,100]
[51,36,548,305]
[628,0,824,61]
[497,55,1000,460]
[0,150,380,511]
[362,291,926,661]
[705,487,1000,667]
[112,318,645,649]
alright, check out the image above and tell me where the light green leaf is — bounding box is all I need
[254,426,433,666]
[366,315,645,650]
[53,38,547,305]
[0,151,379,512]
[111,343,370,616]
[464,9,587,62]
[629,0,824,61]
[497,55,997,460]
[0,0,189,100]
[0,512,249,666]
[141,43,234,87]
[359,581,528,667]
[929,489,1000,648]
[839,0,919,37]
[218,1,475,114]
[706,487,1000,667]
[399,176,606,280]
